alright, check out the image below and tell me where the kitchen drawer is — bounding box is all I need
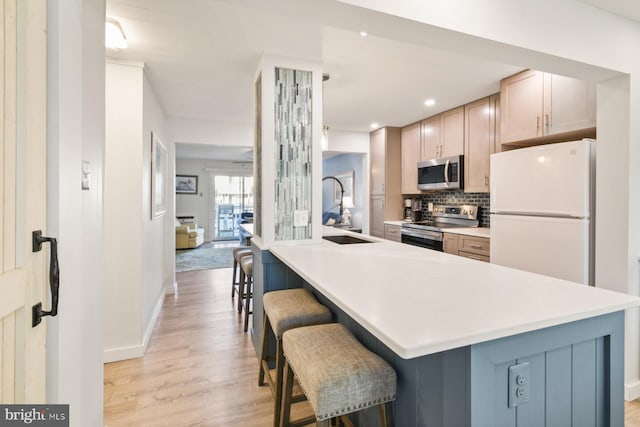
[458,250,490,263]
[458,235,490,256]
[384,224,402,242]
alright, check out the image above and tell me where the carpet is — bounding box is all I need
[176,243,236,272]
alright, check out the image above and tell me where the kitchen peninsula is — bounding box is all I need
[251,228,639,426]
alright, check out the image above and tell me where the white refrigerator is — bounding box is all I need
[489,139,594,285]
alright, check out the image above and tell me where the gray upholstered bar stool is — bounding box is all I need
[281,323,397,427]
[232,247,252,309]
[258,289,332,427]
[239,255,254,333]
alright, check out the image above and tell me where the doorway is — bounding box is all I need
[210,174,254,241]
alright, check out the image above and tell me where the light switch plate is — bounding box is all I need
[508,362,529,408]
[293,210,308,227]
[82,161,91,190]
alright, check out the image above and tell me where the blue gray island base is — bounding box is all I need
[251,246,624,427]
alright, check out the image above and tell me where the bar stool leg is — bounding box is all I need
[379,404,388,427]
[273,338,284,427]
[237,269,246,313]
[243,275,252,332]
[280,360,294,427]
[258,314,271,386]
[316,420,330,427]
[231,258,238,298]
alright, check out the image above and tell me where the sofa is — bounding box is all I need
[176,223,205,249]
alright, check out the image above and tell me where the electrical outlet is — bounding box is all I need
[293,210,309,227]
[508,362,529,408]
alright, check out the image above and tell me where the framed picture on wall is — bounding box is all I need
[151,133,168,218]
[176,175,198,195]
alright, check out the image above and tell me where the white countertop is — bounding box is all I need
[442,227,490,238]
[270,227,639,359]
[383,220,405,226]
[240,223,253,235]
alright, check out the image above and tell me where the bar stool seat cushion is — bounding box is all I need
[263,289,332,338]
[282,323,396,421]
[233,247,252,261]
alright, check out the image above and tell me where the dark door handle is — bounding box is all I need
[32,230,59,327]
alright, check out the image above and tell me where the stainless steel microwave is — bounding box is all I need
[417,155,463,190]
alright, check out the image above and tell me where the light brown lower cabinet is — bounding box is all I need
[443,233,490,262]
[384,224,402,242]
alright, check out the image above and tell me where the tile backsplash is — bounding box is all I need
[418,191,491,227]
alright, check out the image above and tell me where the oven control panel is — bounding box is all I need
[432,205,478,220]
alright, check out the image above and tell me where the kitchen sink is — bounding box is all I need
[322,235,375,245]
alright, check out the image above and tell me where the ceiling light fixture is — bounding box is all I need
[105,17,128,50]
[424,99,436,107]
[370,122,379,129]
[360,31,368,37]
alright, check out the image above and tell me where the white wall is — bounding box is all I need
[326,129,369,153]
[104,62,143,356]
[142,72,171,340]
[46,0,105,426]
[341,0,640,399]
[168,116,252,146]
[103,61,169,362]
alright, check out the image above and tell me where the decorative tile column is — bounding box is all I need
[250,56,323,352]
[253,56,323,247]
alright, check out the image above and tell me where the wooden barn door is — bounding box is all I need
[0,0,48,403]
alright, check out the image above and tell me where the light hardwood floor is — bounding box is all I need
[105,268,640,426]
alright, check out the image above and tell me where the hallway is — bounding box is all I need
[104,268,274,426]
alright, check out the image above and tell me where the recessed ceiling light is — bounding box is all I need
[424,99,436,107]
[360,31,368,37]
[370,122,379,129]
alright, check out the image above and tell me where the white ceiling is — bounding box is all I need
[106,0,640,160]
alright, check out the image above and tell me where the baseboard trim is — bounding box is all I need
[103,344,144,363]
[626,380,640,401]
[166,281,177,295]
[103,291,165,363]
[142,291,166,353]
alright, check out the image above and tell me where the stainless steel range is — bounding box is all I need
[401,205,479,251]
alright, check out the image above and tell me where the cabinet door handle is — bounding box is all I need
[469,244,482,249]
[484,175,489,186]
[536,115,540,129]
[545,113,550,128]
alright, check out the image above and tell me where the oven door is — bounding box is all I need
[401,229,444,252]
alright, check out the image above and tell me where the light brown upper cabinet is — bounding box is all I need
[500,69,596,144]
[420,115,440,161]
[370,127,402,237]
[464,95,499,193]
[421,107,464,160]
[440,107,465,158]
[543,73,596,135]
[401,122,421,194]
